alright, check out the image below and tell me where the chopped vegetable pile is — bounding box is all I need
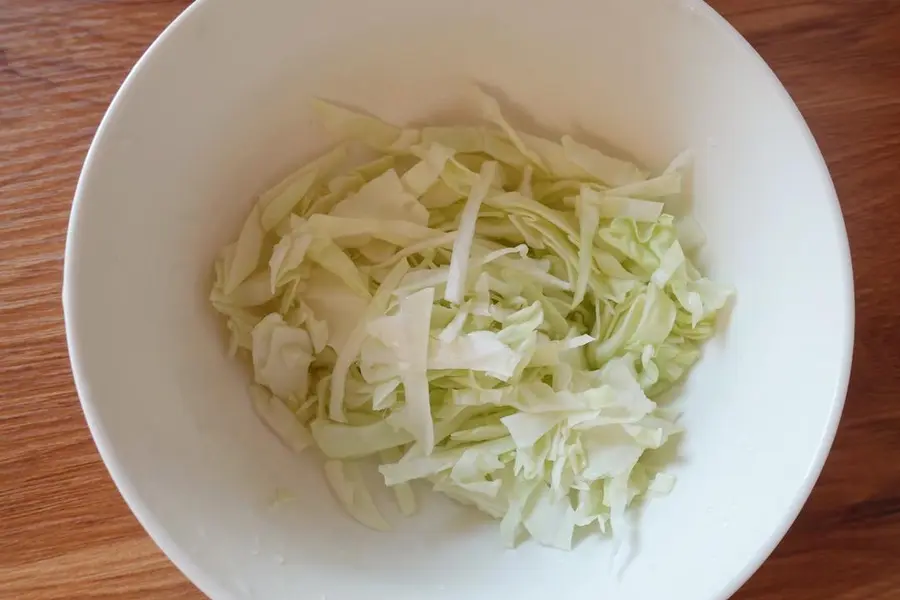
[210,89,731,551]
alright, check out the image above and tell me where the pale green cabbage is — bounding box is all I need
[210,90,732,551]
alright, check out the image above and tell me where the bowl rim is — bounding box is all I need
[62,1,855,598]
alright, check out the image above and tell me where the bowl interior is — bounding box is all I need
[64,0,852,599]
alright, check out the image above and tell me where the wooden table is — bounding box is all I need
[1,1,898,598]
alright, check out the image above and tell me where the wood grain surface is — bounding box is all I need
[1,1,898,598]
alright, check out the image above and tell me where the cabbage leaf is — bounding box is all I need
[211,89,732,553]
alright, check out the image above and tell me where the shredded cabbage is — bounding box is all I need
[210,89,732,551]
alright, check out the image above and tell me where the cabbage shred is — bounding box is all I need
[210,90,731,550]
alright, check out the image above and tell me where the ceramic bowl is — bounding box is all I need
[63,1,853,598]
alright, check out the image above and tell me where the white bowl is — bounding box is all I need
[63,0,853,598]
